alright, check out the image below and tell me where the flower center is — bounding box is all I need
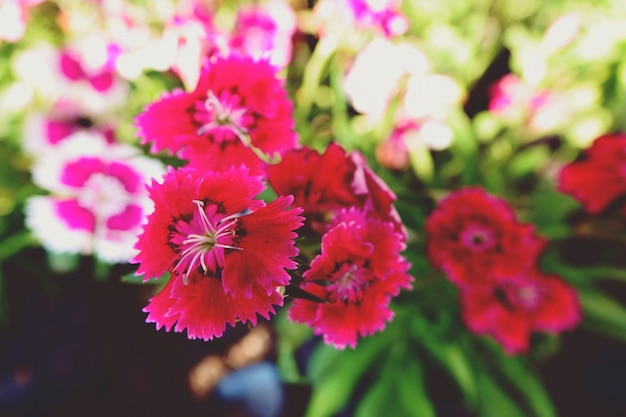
[461,224,495,252]
[77,172,130,218]
[327,262,371,303]
[173,200,246,284]
[495,281,543,313]
[514,284,542,310]
[196,90,250,143]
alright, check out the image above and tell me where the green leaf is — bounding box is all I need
[507,146,550,179]
[448,108,480,185]
[47,252,80,274]
[578,286,626,343]
[476,372,528,417]
[0,231,37,262]
[540,248,626,284]
[275,311,312,383]
[355,349,434,417]
[422,341,478,409]
[526,180,580,239]
[495,355,557,417]
[408,138,434,183]
[305,332,389,417]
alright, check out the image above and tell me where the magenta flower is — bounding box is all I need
[25,132,164,263]
[135,54,297,176]
[425,187,546,287]
[267,142,405,237]
[488,74,552,126]
[289,208,412,349]
[460,268,581,355]
[558,133,626,214]
[133,166,303,340]
[229,2,296,69]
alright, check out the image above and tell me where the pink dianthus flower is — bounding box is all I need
[133,166,303,340]
[135,54,297,176]
[558,133,626,214]
[229,1,296,69]
[289,208,412,349]
[460,268,581,355]
[425,187,546,287]
[267,142,405,237]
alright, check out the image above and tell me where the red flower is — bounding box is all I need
[425,187,546,287]
[460,269,581,355]
[135,54,296,176]
[558,133,626,214]
[289,208,412,349]
[133,166,303,339]
[267,142,405,237]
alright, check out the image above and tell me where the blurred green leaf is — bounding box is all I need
[495,355,557,417]
[448,108,480,185]
[421,340,478,409]
[507,146,550,179]
[541,248,626,284]
[47,252,81,274]
[476,372,528,417]
[275,311,312,383]
[305,332,389,417]
[578,286,626,343]
[0,230,37,261]
[409,140,434,183]
[526,180,580,238]
[356,353,434,417]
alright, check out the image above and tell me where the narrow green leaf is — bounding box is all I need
[578,287,626,342]
[0,231,37,261]
[419,337,478,409]
[408,139,434,183]
[305,333,389,417]
[355,349,434,417]
[396,357,436,417]
[476,373,528,417]
[496,356,557,417]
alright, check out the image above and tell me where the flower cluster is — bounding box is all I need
[558,133,626,214]
[267,143,412,348]
[425,187,580,354]
[127,27,412,343]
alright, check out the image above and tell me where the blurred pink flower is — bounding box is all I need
[425,187,546,288]
[489,74,548,114]
[558,133,626,214]
[315,0,407,38]
[461,268,581,355]
[229,1,296,69]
